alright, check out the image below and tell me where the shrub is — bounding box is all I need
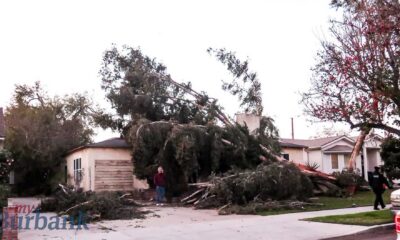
[387,169,400,181]
[0,185,10,208]
[333,170,363,188]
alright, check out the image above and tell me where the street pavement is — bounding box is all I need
[323,226,396,240]
[16,203,391,240]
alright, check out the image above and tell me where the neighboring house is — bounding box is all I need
[280,141,308,163]
[280,135,383,180]
[0,107,5,150]
[235,113,261,134]
[65,138,148,192]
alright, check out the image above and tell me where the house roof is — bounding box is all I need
[280,136,342,148]
[67,138,131,155]
[0,108,5,138]
[86,138,131,148]
[279,141,307,148]
[323,145,353,153]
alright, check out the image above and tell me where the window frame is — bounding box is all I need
[73,158,82,182]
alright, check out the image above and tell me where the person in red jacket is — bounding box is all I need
[154,166,166,206]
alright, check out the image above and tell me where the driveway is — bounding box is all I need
[17,205,385,240]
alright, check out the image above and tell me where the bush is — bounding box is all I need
[381,136,400,177]
[387,169,400,181]
[0,185,10,208]
[333,170,364,188]
[335,172,356,187]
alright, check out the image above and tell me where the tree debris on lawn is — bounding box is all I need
[181,162,315,214]
[40,185,149,223]
[296,164,342,197]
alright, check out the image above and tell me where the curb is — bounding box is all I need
[355,223,395,234]
[321,223,395,240]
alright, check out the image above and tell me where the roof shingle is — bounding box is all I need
[86,138,131,148]
[280,136,349,148]
[67,137,131,155]
[279,141,307,148]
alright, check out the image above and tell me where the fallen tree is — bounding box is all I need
[96,45,338,205]
[130,120,283,197]
[181,163,314,210]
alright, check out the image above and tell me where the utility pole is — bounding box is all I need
[291,117,294,140]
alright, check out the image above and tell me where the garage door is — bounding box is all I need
[95,160,134,191]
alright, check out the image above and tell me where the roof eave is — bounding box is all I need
[65,145,131,156]
[320,136,355,148]
[323,151,354,154]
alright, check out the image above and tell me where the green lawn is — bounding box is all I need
[303,209,394,226]
[258,190,393,216]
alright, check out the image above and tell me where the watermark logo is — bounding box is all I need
[2,205,89,232]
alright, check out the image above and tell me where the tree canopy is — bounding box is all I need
[97,45,227,135]
[302,0,400,136]
[207,48,263,115]
[5,82,95,194]
[381,136,400,179]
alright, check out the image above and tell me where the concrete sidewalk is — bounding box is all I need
[17,205,390,240]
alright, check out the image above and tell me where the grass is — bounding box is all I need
[258,189,393,216]
[303,209,394,226]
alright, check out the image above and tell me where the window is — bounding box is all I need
[331,154,338,169]
[73,158,82,183]
[344,154,351,168]
[282,153,289,161]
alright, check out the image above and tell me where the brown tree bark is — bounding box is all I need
[348,129,370,171]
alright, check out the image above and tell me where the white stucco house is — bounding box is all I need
[235,113,384,180]
[280,134,383,180]
[65,138,148,192]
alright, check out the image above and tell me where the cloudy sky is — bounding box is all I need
[0,0,352,141]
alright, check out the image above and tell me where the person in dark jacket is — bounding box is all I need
[370,166,390,210]
[153,166,166,206]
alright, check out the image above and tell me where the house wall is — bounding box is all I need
[321,153,362,174]
[365,139,383,169]
[281,147,305,163]
[307,149,323,171]
[66,148,148,191]
[366,148,381,172]
[66,148,90,190]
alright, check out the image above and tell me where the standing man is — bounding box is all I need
[370,166,390,210]
[153,166,166,206]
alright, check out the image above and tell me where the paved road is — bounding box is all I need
[18,205,385,240]
[324,227,396,240]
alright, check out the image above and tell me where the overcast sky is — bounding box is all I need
[0,0,353,141]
